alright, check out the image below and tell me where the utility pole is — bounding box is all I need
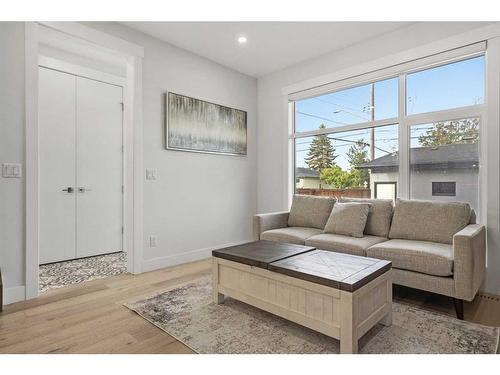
[370,82,375,160]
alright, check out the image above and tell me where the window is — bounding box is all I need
[406,56,485,115]
[410,118,479,211]
[294,77,398,133]
[374,78,398,120]
[291,51,484,217]
[294,122,399,199]
[432,182,456,197]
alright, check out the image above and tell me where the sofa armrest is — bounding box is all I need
[453,224,486,301]
[253,211,289,241]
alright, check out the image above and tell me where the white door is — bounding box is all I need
[39,67,77,264]
[76,77,123,258]
[39,67,123,264]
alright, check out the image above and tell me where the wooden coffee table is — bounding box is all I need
[212,240,392,353]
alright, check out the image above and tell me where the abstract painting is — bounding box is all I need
[166,92,247,155]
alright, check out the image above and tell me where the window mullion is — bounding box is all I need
[398,74,409,200]
[292,117,398,139]
[404,105,484,126]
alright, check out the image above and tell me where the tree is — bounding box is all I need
[320,166,356,189]
[305,124,336,172]
[418,118,479,147]
[346,139,370,187]
[349,168,368,188]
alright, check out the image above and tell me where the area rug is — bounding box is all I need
[39,251,127,292]
[124,276,499,354]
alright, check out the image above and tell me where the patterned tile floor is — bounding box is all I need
[39,252,127,293]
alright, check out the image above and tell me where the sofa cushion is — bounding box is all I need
[388,199,471,244]
[469,209,477,224]
[305,233,387,257]
[287,195,336,229]
[366,239,453,276]
[323,202,370,238]
[340,197,393,237]
[261,227,323,245]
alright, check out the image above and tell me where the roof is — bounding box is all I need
[358,143,479,172]
[296,167,320,178]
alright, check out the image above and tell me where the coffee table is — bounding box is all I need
[212,240,392,353]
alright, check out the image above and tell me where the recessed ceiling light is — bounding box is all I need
[237,36,247,44]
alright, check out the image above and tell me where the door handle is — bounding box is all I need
[62,187,74,193]
[78,187,93,193]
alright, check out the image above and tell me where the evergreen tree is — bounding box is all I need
[418,118,479,147]
[346,139,370,187]
[305,124,336,172]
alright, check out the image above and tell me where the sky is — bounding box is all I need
[295,55,485,171]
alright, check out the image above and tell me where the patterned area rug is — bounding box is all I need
[39,252,127,292]
[125,276,499,354]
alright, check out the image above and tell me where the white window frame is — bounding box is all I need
[289,43,486,219]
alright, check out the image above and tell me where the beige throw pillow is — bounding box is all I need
[339,197,393,237]
[323,202,370,238]
[388,199,471,244]
[287,195,336,229]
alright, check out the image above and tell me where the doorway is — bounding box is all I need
[25,22,145,299]
[38,66,127,291]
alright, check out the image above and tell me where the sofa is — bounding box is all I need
[253,195,486,319]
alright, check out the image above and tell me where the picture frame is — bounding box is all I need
[165,92,247,156]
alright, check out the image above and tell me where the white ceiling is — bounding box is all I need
[123,22,412,77]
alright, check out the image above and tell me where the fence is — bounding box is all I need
[296,188,371,199]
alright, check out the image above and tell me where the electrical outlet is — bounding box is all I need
[149,235,157,247]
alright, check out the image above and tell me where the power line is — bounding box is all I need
[295,111,349,126]
[327,136,392,155]
[312,97,370,121]
[296,135,393,155]
[314,97,368,115]
[315,90,371,110]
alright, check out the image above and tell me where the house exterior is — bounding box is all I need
[295,167,322,189]
[358,143,479,211]
[295,167,340,189]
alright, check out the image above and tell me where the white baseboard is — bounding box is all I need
[141,240,250,273]
[3,285,26,305]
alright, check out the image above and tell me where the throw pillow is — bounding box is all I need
[287,195,336,229]
[323,202,370,238]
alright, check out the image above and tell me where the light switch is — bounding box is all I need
[149,235,157,247]
[2,163,22,178]
[146,168,157,180]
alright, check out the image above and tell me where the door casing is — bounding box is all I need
[25,22,144,300]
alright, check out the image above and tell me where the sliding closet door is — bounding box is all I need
[39,67,77,264]
[76,77,123,258]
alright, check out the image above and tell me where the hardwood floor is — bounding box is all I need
[0,258,499,354]
[393,285,500,328]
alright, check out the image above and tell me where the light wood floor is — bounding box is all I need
[1,259,499,354]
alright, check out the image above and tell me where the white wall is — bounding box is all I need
[0,21,257,303]
[0,22,26,303]
[256,22,500,294]
[82,23,258,271]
